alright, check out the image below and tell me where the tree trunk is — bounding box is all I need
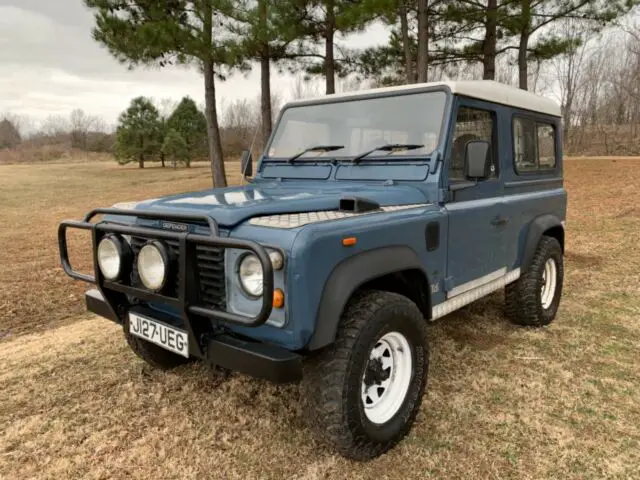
[483,0,497,80]
[161,152,165,168]
[518,0,531,90]
[259,0,272,148]
[204,60,227,187]
[399,1,414,84]
[518,32,529,90]
[325,0,336,94]
[203,2,227,187]
[417,0,428,82]
[138,154,144,169]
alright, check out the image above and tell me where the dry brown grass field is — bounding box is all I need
[1,158,639,479]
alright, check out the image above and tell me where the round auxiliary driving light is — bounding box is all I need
[137,241,170,291]
[238,254,264,297]
[97,236,125,280]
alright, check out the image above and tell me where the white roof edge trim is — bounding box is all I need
[285,80,561,117]
[248,203,430,229]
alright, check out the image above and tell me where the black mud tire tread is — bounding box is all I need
[124,331,192,370]
[506,236,564,327]
[303,290,428,461]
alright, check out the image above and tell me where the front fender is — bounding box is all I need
[307,246,424,351]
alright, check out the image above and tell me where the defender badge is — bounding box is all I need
[160,221,188,232]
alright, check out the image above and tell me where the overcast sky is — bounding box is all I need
[0,0,388,128]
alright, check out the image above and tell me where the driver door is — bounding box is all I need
[444,100,506,299]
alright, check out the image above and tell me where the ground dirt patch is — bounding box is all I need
[0,157,639,479]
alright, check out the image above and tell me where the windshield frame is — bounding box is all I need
[259,85,453,167]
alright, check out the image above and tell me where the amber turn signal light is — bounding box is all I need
[273,288,285,308]
[342,237,357,247]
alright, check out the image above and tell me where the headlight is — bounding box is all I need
[137,241,170,291]
[238,254,264,297]
[97,236,125,280]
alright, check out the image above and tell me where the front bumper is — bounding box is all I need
[86,289,302,383]
[59,208,303,382]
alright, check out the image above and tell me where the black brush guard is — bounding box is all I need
[58,208,275,361]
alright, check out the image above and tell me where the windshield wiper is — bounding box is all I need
[287,144,345,163]
[351,143,424,164]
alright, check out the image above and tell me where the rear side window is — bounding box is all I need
[513,117,556,173]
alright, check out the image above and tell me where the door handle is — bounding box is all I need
[491,216,509,226]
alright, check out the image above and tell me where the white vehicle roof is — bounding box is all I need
[287,80,561,117]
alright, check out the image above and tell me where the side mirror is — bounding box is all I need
[464,140,491,179]
[241,150,253,178]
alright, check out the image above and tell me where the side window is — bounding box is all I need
[537,124,556,168]
[450,107,495,181]
[513,117,556,173]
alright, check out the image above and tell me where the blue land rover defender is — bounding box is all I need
[59,80,567,460]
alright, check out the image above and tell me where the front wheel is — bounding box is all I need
[124,324,192,370]
[303,290,429,460]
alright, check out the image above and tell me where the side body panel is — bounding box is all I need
[498,107,567,271]
[428,97,565,320]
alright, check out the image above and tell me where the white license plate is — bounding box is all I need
[128,313,189,358]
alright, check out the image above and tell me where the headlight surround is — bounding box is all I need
[137,241,171,291]
[97,235,128,280]
[238,253,264,297]
[237,249,285,298]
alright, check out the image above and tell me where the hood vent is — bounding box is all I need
[339,196,381,213]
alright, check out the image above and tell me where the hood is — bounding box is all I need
[133,181,429,227]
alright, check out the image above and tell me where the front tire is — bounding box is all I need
[124,326,192,370]
[506,236,564,327]
[303,290,429,460]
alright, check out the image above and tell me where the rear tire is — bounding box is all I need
[303,290,429,460]
[506,236,564,327]
[124,325,192,370]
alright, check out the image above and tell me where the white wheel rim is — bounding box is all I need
[361,331,413,425]
[540,258,557,309]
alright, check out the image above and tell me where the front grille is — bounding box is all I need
[195,244,226,310]
[129,236,226,310]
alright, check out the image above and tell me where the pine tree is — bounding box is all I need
[167,97,208,167]
[231,0,309,146]
[114,97,163,169]
[162,129,190,168]
[355,0,449,86]
[85,0,244,186]
[292,0,384,94]
[504,0,640,90]
[439,0,516,81]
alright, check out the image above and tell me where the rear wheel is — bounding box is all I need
[303,290,429,460]
[506,236,564,327]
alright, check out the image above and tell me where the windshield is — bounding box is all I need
[267,91,448,160]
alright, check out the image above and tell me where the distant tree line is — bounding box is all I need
[2,2,638,164]
[0,109,114,153]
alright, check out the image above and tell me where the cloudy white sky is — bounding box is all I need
[0,0,388,128]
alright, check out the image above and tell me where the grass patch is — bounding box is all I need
[0,157,639,478]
